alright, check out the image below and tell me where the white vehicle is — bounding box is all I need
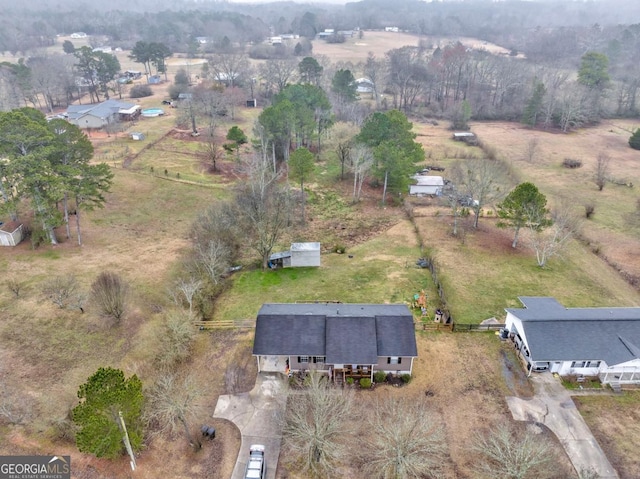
[244,444,266,479]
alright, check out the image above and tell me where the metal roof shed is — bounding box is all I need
[290,242,321,267]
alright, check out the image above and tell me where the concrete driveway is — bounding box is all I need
[214,373,287,479]
[506,372,619,479]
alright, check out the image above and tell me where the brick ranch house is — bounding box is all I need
[505,297,640,386]
[253,303,417,383]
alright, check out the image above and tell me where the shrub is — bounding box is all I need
[346,377,354,385]
[401,374,412,384]
[42,275,81,309]
[562,158,582,169]
[629,128,640,150]
[129,84,152,98]
[333,244,346,254]
[91,271,129,322]
[360,378,372,389]
[374,371,387,383]
[584,203,595,219]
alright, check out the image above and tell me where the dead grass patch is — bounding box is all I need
[575,393,640,479]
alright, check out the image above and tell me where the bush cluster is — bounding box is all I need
[129,84,153,98]
[562,158,582,169]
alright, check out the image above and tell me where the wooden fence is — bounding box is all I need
[451,323,504,332]
[193,319,256,330]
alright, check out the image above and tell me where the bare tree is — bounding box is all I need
[473,423,557,479]
[524,138,539,163]
[258,57,299,95]
[281,372,354,478]
[156,311,197,370]
[174,277,202,315]
[6,277,24,298]
[201,134,224,172]
[458,158,508,228]
[351,144,374,202]
[360,396,446,479]
[363,52,385,106]
[0,381,32,425]
[193,240,231,285]
[208,52,250,90]
[527,202,580,268]
[192,83,227,137]
[331,122,359,180]
[594,152,610,191]
[91,272,129,322]
[437,161,467,237]
[42,274,82,310]
[235,155,292,269]
[145,372,204,451]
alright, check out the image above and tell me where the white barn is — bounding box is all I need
[505,297,640,386]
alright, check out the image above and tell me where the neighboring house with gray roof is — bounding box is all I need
[67,99,140,129]
[253,303,417,382]
[505,297,640,385]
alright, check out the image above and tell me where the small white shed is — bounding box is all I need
[290,242,321,267]
[0,221,24,246]
[269,242,321,268]
[409,175,444,196]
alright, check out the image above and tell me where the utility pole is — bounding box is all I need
[119,411,137,471]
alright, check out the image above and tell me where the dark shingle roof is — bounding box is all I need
[253,314,326,356]
[506,297,640,365]
[253,303,417,362]
[326,316,378,364]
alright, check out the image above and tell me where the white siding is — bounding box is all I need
[289,243,320,267]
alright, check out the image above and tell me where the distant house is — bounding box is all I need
[130,132,145,141]
[505,297,640,385]
[385,27,399,33]
[123,70,142,80]
[354,77,374,94]
[147,75,162,85]
[269,36,283,45]
[269,242,321,268]
[409,175,444,196]
[92,46,112,53]
[0,221,24,247]
[253,303,418,382]
[66,99,141,129]
[70,32,87,39]
[195,37,210,44]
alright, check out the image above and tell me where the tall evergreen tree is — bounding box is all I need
[72,367,143,459]
[522,81,546,127]
[357,110,424,204]
[497,182,550,248]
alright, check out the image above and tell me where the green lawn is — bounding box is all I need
[212,220,436,321]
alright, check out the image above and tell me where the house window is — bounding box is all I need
[387,357,402,365]
[571,361,586,368]
[586,361,601,368]
[313,356,325,364]
[298,356,309,364]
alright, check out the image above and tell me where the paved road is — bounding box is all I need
[214,373,286,479]
[506,372,619,479]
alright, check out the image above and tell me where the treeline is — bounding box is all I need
[2,0,640,56]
